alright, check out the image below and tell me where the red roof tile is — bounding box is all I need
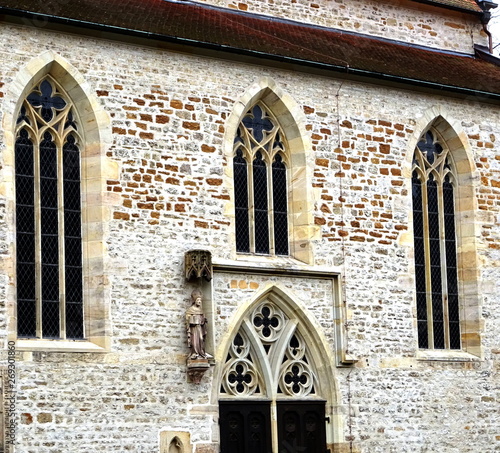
[0,0,499,98]
[411,0,483,13]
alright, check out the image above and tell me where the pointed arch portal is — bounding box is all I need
[218,289,332,453]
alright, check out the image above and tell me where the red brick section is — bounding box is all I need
[1,0,499,96]
[107,85,228,227]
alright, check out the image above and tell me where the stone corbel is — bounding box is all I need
[187,359,211,384]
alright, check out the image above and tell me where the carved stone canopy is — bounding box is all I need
[185,250,213,281]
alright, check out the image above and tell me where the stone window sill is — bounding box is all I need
[416,349,481,362]
[15,339,107,353]
[215,256,342,276]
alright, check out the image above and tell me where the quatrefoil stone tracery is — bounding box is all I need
[221,302,317,398]
[221,333,262,396]
[252,303,285,343]
[278,334,315,397]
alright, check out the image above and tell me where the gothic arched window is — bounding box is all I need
[233,104,289,256]
[15,77,84,339]
[412,130,460,350]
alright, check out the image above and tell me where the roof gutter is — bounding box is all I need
[1,7,499,102]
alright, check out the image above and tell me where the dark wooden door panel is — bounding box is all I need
[219,401,272,453]
[277,401,327,453]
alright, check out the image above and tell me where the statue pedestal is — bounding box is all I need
[187,358,210,383]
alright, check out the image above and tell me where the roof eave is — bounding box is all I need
[410,0,483,15]
[0,7,499,103]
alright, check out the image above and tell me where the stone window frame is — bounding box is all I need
[15,75,85,340]
[224,77,319,265]
[412,128,461,350]
[2,51,114,352]
[404,107,483,360]
[233,103,289,256]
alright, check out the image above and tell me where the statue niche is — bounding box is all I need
[186,289,212,383]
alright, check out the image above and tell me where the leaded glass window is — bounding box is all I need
[412,130,460,350]
[15,77,84,340]
[233,104,289,256]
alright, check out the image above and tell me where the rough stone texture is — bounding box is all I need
[0,2,498,452]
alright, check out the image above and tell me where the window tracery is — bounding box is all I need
[221,332,263,396]
[278,334,315,397]
[221,301,317,398]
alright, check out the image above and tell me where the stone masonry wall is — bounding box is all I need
[190,0,488,54]
[0,19,498,453]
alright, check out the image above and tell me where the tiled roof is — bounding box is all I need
[0,0,499,98]
[411,0,483,13]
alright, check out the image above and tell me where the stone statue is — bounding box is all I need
[186,289,211,360]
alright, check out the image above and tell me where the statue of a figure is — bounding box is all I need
[186,289,212,360]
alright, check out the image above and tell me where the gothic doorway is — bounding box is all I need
[218,294,329,453]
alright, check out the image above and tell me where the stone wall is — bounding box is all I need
[0,17,498,453]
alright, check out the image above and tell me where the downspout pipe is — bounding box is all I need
[483,23,493,54]
[477,0,498,53]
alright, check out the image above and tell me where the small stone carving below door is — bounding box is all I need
[160,431,190,453]
[169,437,183,453]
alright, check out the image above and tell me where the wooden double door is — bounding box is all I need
[219,401,327,453]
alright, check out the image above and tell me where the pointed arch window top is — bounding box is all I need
[26,79,67,123]
[234,103,285,159]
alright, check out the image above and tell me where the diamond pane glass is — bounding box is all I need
[234,104,288,256]
[427,177,444,349]
[412,172,428,348]
[17,79,84,340]
[272,154,288,256]
[233,148,250,253]
[41,264,60,338]
[413,131,464,351]
[443,176,460,349]
[17,262,36,336]
[39,130,60,341]
[16,131,36,337]
[63,135,83,338]
[253,152,269,254]
[66,300,84,339]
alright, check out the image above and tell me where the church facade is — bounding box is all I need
[0,0,499,452]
